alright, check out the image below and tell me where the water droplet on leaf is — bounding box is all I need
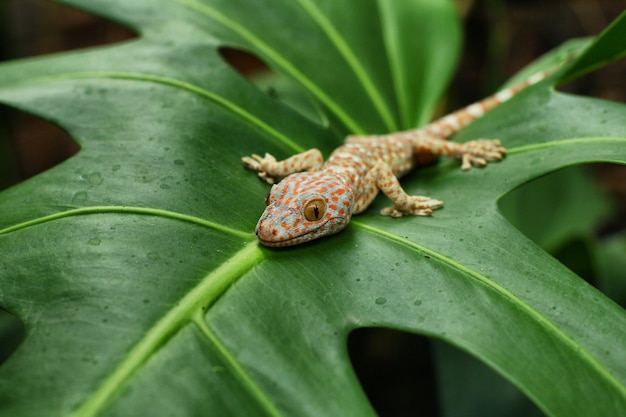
[81,172,103,186]
[71,191,88,204]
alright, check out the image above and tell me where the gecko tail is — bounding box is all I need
[346,53,577,144]
[419,66,558,138]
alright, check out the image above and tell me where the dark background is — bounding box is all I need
[0,1,624,416]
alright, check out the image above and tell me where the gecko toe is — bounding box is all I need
[380,196,443,217]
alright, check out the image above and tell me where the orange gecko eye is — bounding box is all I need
[303,199,326,221]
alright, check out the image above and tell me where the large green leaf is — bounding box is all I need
[0,1,625,416]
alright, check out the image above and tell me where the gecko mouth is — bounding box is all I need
[257,226,326,247]
[256,218,333,247]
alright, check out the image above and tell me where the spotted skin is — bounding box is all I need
[243,72,548,246]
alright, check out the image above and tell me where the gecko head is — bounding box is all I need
[255,172,354,247]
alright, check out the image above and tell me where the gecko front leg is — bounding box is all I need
[242,148,324,184]
[353,161,443,217]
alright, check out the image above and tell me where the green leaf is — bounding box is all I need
[0,1,625,416]
[594,232,626,307]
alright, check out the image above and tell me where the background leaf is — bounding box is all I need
[499,165,612,252]
[0,1,625,416]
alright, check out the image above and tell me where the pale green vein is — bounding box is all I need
[70,241,265,417]
[193,313,282,417]
[352,220,626,400]
[425,136,626,175]
[16,71,304,153]
[507,136,626,155]
[170,0,365,134]
[294,0,398,132]
[377,0,410,129]
[0,206,252,240]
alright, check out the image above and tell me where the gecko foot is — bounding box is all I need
[241,153,277,184]
[460,139,506,171]
[380,196,444,218]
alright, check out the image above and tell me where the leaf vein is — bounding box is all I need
[193,314,283,417]
[294,0,398,132]
[353,219,626,399]
[508,136,626,154]
[15,71,304,153]
[169,0,365,134]
[376,0,410,129]
[0,206,253,240]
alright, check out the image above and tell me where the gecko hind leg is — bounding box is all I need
[458,139,506,170]
[412,137,506,171]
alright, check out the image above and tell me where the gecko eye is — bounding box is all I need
[303,199,326,221]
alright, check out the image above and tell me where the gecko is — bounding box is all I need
[242,71,549,247]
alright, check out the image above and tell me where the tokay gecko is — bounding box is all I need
[243,71,548,247]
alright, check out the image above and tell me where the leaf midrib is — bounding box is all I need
[69,241,269,417]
